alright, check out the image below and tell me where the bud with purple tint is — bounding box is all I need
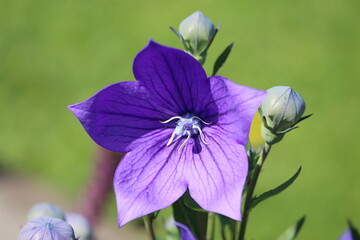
[18,216,76,240]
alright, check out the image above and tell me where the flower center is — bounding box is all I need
[160,113,211,152]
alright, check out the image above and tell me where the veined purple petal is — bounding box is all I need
[68,81,175,153]
[133,40,213,114]
[175,222,197,240]
[114,129,188,226]
[185,127,248,221]
[200,76,267,145]
[114,120,248,224]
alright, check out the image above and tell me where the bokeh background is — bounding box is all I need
[1,0,359,239]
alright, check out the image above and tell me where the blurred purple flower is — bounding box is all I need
[69,40,266,226]
[175,222,196,240]
[18,216,75,240]
[339,230,353,240]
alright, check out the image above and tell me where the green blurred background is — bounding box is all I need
[1,0,359,239]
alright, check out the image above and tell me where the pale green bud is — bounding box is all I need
[179,11,215,57]
[260,86,308,145]
[27,202,66,221]
[65,212,94,240]
[261,86,306,132]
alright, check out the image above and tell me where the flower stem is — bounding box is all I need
[206,212,215,240]
[238,143,271,240]
[143,215,156,240]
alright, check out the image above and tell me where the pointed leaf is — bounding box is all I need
[169,26,191,52]
[252,167,302,208]
[212,42,234,76]
[277,216,306,240]
[294,114,313,125]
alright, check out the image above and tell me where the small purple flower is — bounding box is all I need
[69,40,266,226]
[175,222,196,240]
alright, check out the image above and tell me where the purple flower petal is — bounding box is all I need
[184,127,247,221]
[68,81,175,153]
[201,76,267,145]
[114,129,188,226]
[114,124,248,225]
[339,230,353,240]
[175,222,197,240]
[133,40,212,114]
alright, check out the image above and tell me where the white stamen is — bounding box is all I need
[194,125,209,145]
[178,130,191,153]
[160,116,182,124]
[166,130,177,146]
[160,114,211,153]
[192,116,212,125]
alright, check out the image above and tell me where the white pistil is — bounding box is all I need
[178,130,191,153]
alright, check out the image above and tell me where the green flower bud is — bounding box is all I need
[260,86,307,145]
[262,86,306,132]
[179,11,215,57]
[65,212,94,240]
[27,202,66,221]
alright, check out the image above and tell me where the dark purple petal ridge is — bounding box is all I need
[133,40,215,115]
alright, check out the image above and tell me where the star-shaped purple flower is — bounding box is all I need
[69,40,266,227]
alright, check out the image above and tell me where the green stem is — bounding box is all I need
[143,215,156,240]
[206,212,215,240]
[238,143,271,240]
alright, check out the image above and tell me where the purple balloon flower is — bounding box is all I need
[69,40,266,226]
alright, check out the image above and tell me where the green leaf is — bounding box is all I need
[218,215,235,240]
[277,216,306,240]
[172,195,207,240]
[212,42,234,76]
[348,220,360,240]
[183,191,207,212]
[252,166,302,208]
